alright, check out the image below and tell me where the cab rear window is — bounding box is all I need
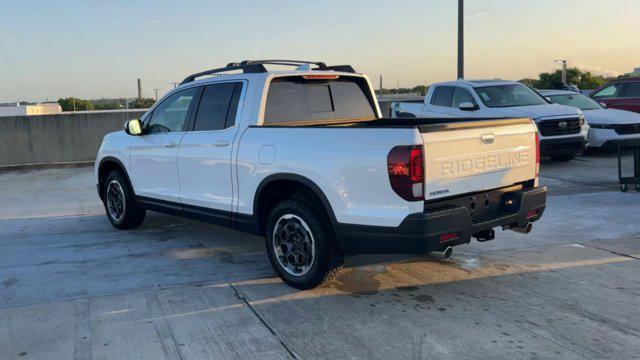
[264,76,376,125]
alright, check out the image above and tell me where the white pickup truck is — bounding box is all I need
[96,61,547,289]
[390,80,590,161]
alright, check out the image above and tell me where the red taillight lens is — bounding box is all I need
[526,210,538,219]
[439,232,458,243]
[409,147,424,182]
[535,132,540,177]
[387,145,424,201]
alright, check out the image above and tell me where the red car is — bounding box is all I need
[590,77,640,113]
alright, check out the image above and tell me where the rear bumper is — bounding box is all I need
[335,186,547,255]
[539,136,586,156]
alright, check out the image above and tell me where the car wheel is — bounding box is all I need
[103,170,146,229]
[549,153,576,162]
[265,197,344,289]
[620,184,629,193]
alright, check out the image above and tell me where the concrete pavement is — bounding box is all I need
[1,152,639,359]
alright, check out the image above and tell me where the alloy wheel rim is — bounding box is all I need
[272,214,316,276]
[106,180,126,222]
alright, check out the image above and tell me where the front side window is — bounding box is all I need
[547,93,601,110]
[264,76,375,124]
[622,82,640,98]
[591,83,623,99]
[147,87,197,133]
[451,87,475,108]
[474,84,547,108]
[193,82,242,131]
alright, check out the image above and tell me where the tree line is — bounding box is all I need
[56,97,156,111]
[375,68,633,96]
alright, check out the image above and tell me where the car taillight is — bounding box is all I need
[535,132,540,177]
[387,145,424,201]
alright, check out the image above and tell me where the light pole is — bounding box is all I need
[376,75,383,96]
[555,60,568,84]
[457,0,464,80]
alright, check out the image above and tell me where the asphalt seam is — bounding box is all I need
[229,282,300,360]
[578,243,640,260]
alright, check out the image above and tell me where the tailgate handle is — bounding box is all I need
[480,133,495,145]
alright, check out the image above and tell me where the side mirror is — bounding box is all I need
[599,102,607,108]
[459,102,477,111]
[124,119,143,135]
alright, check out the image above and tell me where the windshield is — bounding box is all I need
[547,93,602,111]
[474,84,548,108]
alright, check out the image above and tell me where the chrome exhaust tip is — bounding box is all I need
[433,246,453,260]
[510,222,533,234]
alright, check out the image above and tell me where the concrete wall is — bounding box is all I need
[0,110,146,167]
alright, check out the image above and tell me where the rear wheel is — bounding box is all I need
[265,197,344,289]
[103,170,146,229]
[549,153,576,162]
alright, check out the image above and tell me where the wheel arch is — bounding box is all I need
[253,173,338,236]
[97,157,135,201]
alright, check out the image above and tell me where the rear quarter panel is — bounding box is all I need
[236,127,424,227]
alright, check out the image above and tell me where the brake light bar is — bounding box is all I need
[302,74,340,80]
[387,145,424,201]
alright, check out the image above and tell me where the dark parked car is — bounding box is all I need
[590,77,640,114]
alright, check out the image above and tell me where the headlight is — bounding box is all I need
[579,114,586,127]
[589,123,616,129]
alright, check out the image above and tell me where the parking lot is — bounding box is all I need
[1,151,639,360]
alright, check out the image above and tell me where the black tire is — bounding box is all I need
[265,197,344,290]
[103,170,146,229]
[549,153,576,162]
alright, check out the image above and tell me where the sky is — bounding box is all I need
[1,0,639,102]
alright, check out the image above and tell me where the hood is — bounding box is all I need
[583,108,640,125]
[488,103,581,119]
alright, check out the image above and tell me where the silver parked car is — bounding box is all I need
[540,90,640,148]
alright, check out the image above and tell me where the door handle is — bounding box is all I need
[212,140,230,147]
[165,142,177,148]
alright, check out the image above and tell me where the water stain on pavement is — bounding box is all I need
[2,277,19,287]
[333,267,385,296]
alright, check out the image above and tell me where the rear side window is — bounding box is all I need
[622,82,640,98]
[264,76,375,124]
[193,82,242,131]
[431,86,454,107]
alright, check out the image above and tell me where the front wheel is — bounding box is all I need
[103,170,146,229]
[265,197,344,289]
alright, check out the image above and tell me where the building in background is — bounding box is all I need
[0,103,62,117]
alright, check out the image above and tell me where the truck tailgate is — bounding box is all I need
[419,118,538,201]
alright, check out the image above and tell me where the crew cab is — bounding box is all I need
[391,80,590,161]
[96,61,547,289]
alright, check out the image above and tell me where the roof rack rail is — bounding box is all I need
[180,59,355,84]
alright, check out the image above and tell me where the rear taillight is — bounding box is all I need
[387,145,424,201]
[535,132,540,177]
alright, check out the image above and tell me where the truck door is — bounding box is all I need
[177,81,244,219]
[425,86,455,117]
[130,87,198,203]
[447,87,482,117]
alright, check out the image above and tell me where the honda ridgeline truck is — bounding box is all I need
[391,80,589,161]
[96,61,547,289]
